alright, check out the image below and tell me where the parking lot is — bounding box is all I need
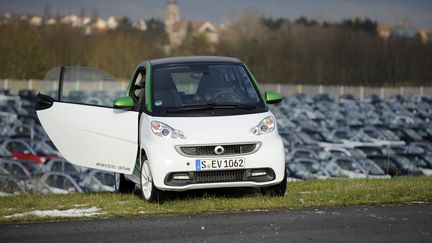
[1,87,432,196]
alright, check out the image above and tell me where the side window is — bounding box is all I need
[331,150,345,157]
[64,163,78,175]
[6,142,29,153]
[41,66,125,108]
[51,161,63,172]
[129,68,146,106]
[132,72,144,99]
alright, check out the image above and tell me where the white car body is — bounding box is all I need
[36,57,286,199]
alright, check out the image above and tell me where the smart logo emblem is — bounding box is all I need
[214,145,225,155]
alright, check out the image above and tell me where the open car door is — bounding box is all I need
[36,67,137,175]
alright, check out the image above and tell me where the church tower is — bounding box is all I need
[165,0,180,33]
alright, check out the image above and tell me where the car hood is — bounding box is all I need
[146,112,275,143]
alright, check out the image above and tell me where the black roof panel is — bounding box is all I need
[148,56,241,66]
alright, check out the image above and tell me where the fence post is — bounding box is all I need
[400,86,404,96]
[98,80,103,91]
[380,87,384,99]
[28,79,33,90]
[75,80,80,91]
[319,85,323,94]
[340,85,344,96]
[121,81,127,91]
[420,86,424,96]
[4,79,8,89]
[276,84,281,94]
[360,86,364,101]
[297,84,302,94]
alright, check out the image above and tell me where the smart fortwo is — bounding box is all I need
[36,56,286,202]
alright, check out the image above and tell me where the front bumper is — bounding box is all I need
[142,134,285,191]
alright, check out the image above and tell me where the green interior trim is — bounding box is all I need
[126,68,136,96]
[242,63,267,107]
[145,62,153,112]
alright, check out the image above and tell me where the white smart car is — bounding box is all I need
[36,56,286,201]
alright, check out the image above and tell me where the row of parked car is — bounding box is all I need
[0,89,116,196]
[2,88,432,195]
[271,93,432,181]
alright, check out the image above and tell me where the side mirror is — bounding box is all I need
[113,96,135,110]
[264,91,283,104]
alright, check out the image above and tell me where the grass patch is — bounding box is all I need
[1,176,431,223]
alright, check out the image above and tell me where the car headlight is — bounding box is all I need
[151,121,186,139]
[250,116,275,135]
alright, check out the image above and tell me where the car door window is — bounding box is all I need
[6,141,29,153]
[64,163,79,175]
[47,174,76,191]
[130,70,145,101]
[51,161,63,172]
[41,66,125,108]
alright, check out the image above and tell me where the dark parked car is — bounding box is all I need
[368,155,423,176]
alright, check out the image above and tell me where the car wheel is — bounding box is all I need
[140,156,165,202]
[261,170,287,197]
[114,173,135,193]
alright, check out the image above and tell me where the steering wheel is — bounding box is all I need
[212,90,241,102]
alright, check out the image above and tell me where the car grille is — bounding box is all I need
[179,143,259,156]
[193,170,246,183]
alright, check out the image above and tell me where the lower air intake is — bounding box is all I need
[193,170,246,183]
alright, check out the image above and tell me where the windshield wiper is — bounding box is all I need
[165,103,257,113]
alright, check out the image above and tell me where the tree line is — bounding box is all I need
[0,12,431,86]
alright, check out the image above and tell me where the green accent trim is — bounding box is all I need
[145,62,153,112]
[133,158,141,178]
[113,96,135,109]
[126,69,136,96]
[242,63,267,107]
[265,91,283,104]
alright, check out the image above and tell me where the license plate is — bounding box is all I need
[195,158,245,171]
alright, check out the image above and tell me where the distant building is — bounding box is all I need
[416,29,430,43]
[29,16,43,26]
[132,19,147,31]
[377,21,431,43]
[165,0,218,47]
[377,24,391,39]
[45,17,57,25]
[92,18,108,33]
[107,16,119,29]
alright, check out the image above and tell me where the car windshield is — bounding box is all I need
[395,156,419,172]
[27,141,57,156]
[347,148,366,158]
[299,161,322,174]
[357,147,382,156]
[380,128,399,140]
[335,159,361,172]
[287,163,314,180]
[304,131,326,142]
[151,63,265,116]
[296,132,317,144]
[362,159,385,175]
[325,161,345,177]
[0,146,12,158]
[93,172,115,186]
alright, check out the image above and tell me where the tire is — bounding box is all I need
[261,170,287,197]
[140,156,165,202]
[114,173,135,193]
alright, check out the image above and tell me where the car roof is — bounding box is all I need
[139,56,242,67]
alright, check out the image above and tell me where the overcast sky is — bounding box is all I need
[1,0,431,29]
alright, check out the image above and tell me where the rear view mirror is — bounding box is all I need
[264,91,283,104]
[113,96,135,110]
